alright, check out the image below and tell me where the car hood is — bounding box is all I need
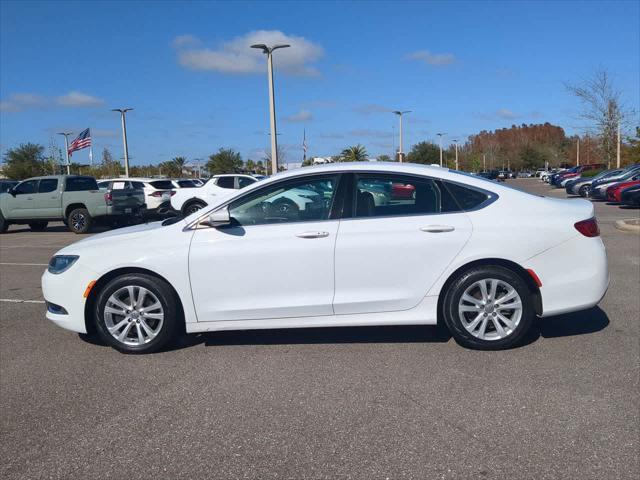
[56,220,181,255]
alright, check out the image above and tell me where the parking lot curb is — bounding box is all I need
[615,219,640,233]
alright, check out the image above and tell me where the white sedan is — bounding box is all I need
[42,163,608,353]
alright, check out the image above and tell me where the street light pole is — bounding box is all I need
[112,108,133,177]
[436,133,446,167]
[392,110,411,162]
[616,121,621,168]
[452,139,459,170]
[57,132,73,175]
[251,43,290,175]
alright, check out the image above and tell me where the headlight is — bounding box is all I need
[48,255,79,274]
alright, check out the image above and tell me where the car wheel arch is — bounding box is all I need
[84,266,186,336]
[182,199,207,215]
[435,258,543,324]
[65,203,88,218]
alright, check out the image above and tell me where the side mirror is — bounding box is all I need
[205,207,231,227]
[9,187,16,197]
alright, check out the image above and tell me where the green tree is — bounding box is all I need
[340,144,368,162]
[519,145,545,169]
[2,143,46,179]
[172,156,187,176]
[207,148,243,175]
[377,154,392,162]
[406,141,439,165]
[245,159,256,173]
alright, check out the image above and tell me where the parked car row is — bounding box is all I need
[0,173,265,234]
[540,164,640,207]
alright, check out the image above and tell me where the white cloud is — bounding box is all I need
[495,108,519,120]
[284,109,313,123]
[405,50,455,66]
[353,104,391,115]
[1,91,105,113]
[0,93,47,112]
[172,34,200,48]
[174,30,324,76]
[55,91,104,107]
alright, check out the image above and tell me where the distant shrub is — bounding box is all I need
[581,169,606,178]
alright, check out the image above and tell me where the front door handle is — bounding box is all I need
[296,231,330,239]
[420,225,455,233]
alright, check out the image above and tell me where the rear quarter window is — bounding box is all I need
[441,181,490,211]
[149,180,174,190]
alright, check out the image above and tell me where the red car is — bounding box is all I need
[606,180,640,202]
[392,182,416,199]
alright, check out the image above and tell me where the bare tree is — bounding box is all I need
[566,68,633,168]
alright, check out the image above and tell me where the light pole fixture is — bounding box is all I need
[436,132,446,167]
[112,108,133,177]
[452,139,459,170]
[57,132,73,175]
[251,43,290,175]
[392,110,411,162]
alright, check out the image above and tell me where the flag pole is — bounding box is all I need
[89,128,93,167]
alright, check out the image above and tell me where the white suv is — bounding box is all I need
[171,174,260,216]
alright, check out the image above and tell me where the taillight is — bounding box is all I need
[170,190,176,196]
[150,191,162,197]
[104,192,112,205]
[574,217,600,237]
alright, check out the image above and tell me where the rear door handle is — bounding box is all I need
[420,225,455,233]
[296,231,330,239]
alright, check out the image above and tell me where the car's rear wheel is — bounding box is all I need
[94,273,180,354]
[183,201,206,216]
[579,185,590,197]
[29,221,48,232]
[442,266,534,350]
[67,208,92,234]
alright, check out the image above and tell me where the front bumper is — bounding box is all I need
[41,263,99,334]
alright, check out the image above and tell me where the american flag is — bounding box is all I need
[68,128,92,157]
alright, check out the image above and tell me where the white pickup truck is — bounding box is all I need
[171,174,259,216]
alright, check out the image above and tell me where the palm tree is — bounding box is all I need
[172,156,187,176]
[340,144,368,162]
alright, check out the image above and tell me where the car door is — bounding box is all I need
[189,173,343,322]
[32,178,60,217]
[3,179,38,218]
[333,173,473,315]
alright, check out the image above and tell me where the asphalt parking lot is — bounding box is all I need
[1,178,638,480]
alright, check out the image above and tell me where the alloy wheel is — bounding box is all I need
[457,278,523,341]
[103,286,164,346]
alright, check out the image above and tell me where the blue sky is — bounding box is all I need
[1,0,638,167]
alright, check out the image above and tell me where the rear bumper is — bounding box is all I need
[524,235,609,317]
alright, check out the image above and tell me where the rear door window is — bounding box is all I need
[440,181,489,211]
[131,182,145,189]
[38,178,58,193]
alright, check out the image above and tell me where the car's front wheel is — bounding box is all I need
[442,266,534,350]
[94,273,181,354]
[579,185,590,197]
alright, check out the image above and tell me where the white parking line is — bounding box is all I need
[0,262,48,266]
[0,299,45,304]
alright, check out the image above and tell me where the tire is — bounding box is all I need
[442,265,534,350]
[67,208,93,234]
[182,201,206,216]
[579,185,590,198]
[0,211,8,233]
[93,273,181,354]
[28,221,48,232]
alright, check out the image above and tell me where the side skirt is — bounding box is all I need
[185,296,439,333]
